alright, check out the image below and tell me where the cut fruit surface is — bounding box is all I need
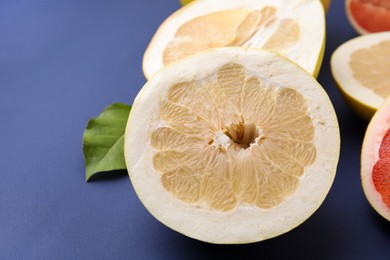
[330,31,390,121]
[126,47,340,244]
[361,95,390,221]
[346,0,390,35]
[180,0,333,12]
[144,0,325,79]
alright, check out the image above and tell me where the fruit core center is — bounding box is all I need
[223,121,260,149]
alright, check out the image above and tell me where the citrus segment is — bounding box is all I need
[144,0,325,79]
[263,19,300,52]
[331,31,390,121]
[350,40,390,98]
[126,48,340,243]
[346,0,390,35]
[162,9,261,65]
[361,95,390,221]
[233,7,276,44]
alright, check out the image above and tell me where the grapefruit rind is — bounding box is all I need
[361,96,390,221]
[143,0,325,79]
[330,31,390,121]
[126,47,340,244]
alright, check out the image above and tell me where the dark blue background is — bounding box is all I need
[1,0,389,259]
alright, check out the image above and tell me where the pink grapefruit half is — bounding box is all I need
[346,0,390,34]
[361,95,390,221]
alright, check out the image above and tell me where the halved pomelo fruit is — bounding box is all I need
[361,95,390,221]
[346,0,390,35]
[125,47,340,244]
[143,0,325,79]
[330,31,390,121]
[180,0,333,13]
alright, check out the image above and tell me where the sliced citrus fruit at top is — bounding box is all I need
[330,31,390,121]
[143,0,325,79]
[180,0,333,13]
[126,47,340,244]
[346,0,390,35]
[361,95,390,221]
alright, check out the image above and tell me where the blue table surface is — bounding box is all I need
[1,0,389,259]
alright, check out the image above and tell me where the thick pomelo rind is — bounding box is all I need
[330,31,390,121]
[332,76,376,121]
[361,96,390,221]
[127,47,340,244]
[143,0,325,79]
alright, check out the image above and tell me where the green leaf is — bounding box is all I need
[82,103,131,181]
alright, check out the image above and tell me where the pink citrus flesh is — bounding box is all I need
[362,96,390,221]
[372,129,390,210]
[346,0,390,34]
